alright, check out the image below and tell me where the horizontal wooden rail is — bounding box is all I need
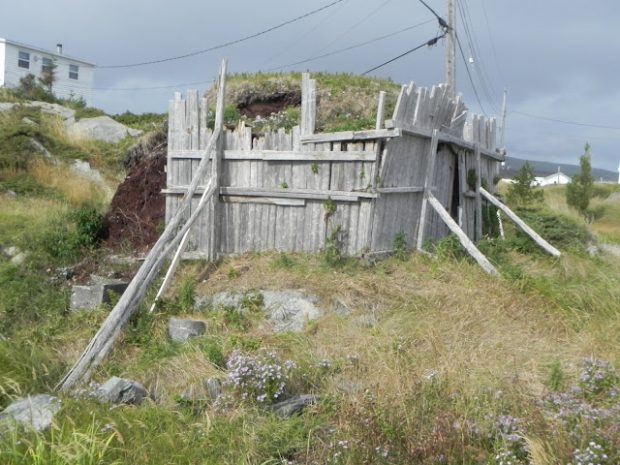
[384,120,505,161]
[163,186,377,202]
[300,128,400,144]
[169,149,378,162]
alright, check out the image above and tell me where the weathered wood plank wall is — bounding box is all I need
[165,75,503,259]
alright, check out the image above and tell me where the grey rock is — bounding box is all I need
[209,291,244,309]
[332,297,351,316]
[5,190,17,198]
[262,290,321,333]
[168,318,207,342]
[29,138,52,158]
[4,246,20,257]
[599,243,620,257]
[0,394,61,432]
[0,102,16,113]
[67,116,142,144]
[71,159,104,184]
[205,377,222,400]
[10,253,27,265]
[270,394,317,418]
[29,101,76,121]
[55,266,75,280]
[70,276,128,311]
[22,117,37,126]
[94,376,147,405]
[586,244,599,256]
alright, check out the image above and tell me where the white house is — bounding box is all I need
[0,38,94,105]
[534,170,571,187]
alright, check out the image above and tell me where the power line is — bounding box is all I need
[268,20,434,72]
[511,111,620,131]
[94,21,435,91]
[455,32,488,115]
[416,0,449,30]
[97,0,345,69]
[362,32,446,76]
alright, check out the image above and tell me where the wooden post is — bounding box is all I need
[56,60,229,391]
[480,188,561,257]
[475,144,482,241]
[416,129,439,251]
[375,91,386,130]
[301,73,316,136]
[428,194,499,276]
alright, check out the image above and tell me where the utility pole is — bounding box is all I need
[445,0,456,97]
[499,88,508,148]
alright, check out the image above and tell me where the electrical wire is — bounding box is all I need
[511,111,620,131]
[416,0,449,29]
[268,20,434,72]
[94,21,435,91]
[361,32,445,76]
[97,0,345,69]
[455,32,487,115]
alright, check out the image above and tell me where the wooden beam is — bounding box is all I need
[416,129,439,251]
[475,144,483,241]
[427,194,499,276]
[164,186,376,202]
[376,186,424,194]
[375,91,386,130]
[384,120,505,161]
[222,196,305,207]
[480,188,561,257]
[300,128,401,144]
[169,149,378,162]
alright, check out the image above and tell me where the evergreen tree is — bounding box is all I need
[566,143,594,219]
[38,59,57,92]
[506,161,544,207]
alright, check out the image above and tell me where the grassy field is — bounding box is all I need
[1,84,620,464]
[1,175,619,464]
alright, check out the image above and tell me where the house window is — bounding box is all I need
[18,51,30,69]
[42,57,53,71]
[69,64,79,80]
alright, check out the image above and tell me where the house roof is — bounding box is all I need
[0,37,95,66]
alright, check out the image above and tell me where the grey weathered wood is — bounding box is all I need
[377,186,424,194]
[480,188,561,257]
[57,61,229,391]
[300,128,400,144]
[169,149,378,162]
[416,129,439,251]
[301,73,316,136]
[375,91,386,130]
[475,144,482,241]
[428,194,499,276]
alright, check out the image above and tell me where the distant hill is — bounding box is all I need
[500,156,618,182]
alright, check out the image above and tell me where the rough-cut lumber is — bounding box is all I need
[376,91,386,130]
[416,129,439,250]
[475,144,482,241]
[168,150,378,162]
[149,229,191,313]
[480,188,561,257]
[427,193,499,276]
[376,186,424,194]
[56,61,228,391]
[301,73,316,136]
[300,128,400,144]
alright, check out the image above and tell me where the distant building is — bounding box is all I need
[534,169,571,186]
[0,38,94,105]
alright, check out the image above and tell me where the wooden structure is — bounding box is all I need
[164,75,506,262]
[58,63,561,391]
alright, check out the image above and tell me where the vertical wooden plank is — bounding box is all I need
[475,144,482,242]
[300,73,316,136]
[416,129,439,250]
[375,91,386,129]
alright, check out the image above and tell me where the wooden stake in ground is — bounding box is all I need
[56,60,228,391]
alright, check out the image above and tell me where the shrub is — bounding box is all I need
[70,205,107,248]
[506,161,544,207]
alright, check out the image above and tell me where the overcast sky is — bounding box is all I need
[1,0,619,171]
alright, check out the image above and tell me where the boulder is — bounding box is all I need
[67,116,142,144]
[261,290,321,333]
[0,394,61,432]
[270,394,316,418]
[71,159,105,184]
[205,377,222,400]
[70,276,128,311]
[94,376,147,405]
[168,318,207,342]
